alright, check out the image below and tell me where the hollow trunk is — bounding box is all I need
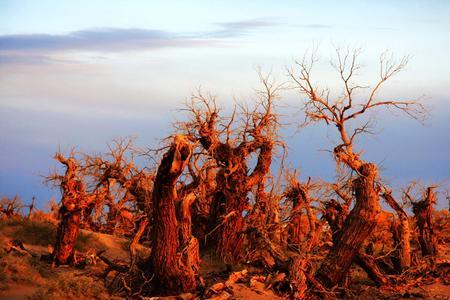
[381,192,411,270]
[52,207,81,266]
[149,136,199,294]
[315,163,381,288]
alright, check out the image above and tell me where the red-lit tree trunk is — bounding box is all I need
[206,141,273,263]
[51,154,86,266]
[381,191,411,270]
[188,90,277,263]
[285,178,314,252]
[412,187,438,259]
[316,162,381,288]
[149,136,199,294]
[323,198,387,287]
[52,206,82,266]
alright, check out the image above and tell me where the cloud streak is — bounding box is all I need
[0,19,333,65]
[0,28,210,53]
[0,19,284,54]
[0,20,283,65]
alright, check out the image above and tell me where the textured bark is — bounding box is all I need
[323,199,347,244]
[192,166,215,243]
[210,165,247,262]
[288,198,303,251]
[355,252,388,287]
[129,218,148,271]
[323,199,387,286]
[206,141,273,262]
[381,191,411,270]
[52,155,86,266]
[193,103,275,262]
[289,256,309,299]
[316,163,381,288]
[52,206,81,266]
[285,179,314,252]
[412,187,438,258]
[149,136,199,294]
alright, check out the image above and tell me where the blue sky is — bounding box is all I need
[0,0,449,209]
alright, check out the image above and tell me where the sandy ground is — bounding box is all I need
[0,219,448,299]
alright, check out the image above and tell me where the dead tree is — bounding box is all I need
[381,189,411,270]
[184,158,216,244]
[322,196,388,287]
[289,48,425,288]
[181,72,282,262]
[148,135,200,294]
[284,175,318,252]
[47,152,107,266]
[28,197,36,219]
[50,153,86,266]
[283,176,327,299]
[88,138,153,235]
[0,196,22,218]
[407,186,438,259]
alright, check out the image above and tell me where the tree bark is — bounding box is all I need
[52,206,81,266]
[149,135,199,294]
[316,163,381,288]
[381,191,411,270]
[323,198,387,287]
[355,252,388,286]
[51,155,86,266]
[412,187,438,259]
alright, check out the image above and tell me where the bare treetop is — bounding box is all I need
[288,48,427,171]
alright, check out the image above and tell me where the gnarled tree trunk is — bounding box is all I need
[51,154,86,266]
[52,205,82,266]
[381,191,411,270]
[316,163,381,288]
[323,198,387,287]
[209,162,248,262]
[149,135,200,294]
[412,187,438,259]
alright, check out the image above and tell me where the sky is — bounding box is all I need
[0,0,449,209]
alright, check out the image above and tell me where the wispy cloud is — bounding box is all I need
[0,54,52,65]
[0,28,210,53]
[209,19,280,37]
[0,20,283,65]
[0,19,282,53]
